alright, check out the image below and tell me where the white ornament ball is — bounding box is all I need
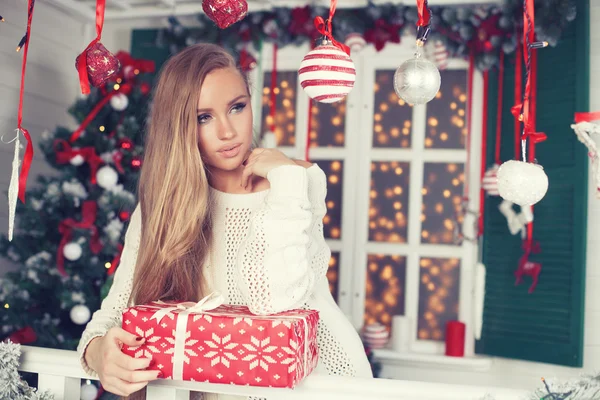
[70,154,85,166]
[70,304,91,325]
[63,242,82,261]
[110,93,129,111]
[482,164,500,196]
[394,55,441,105]
[80,382,98,400]
[344,33,366,53]
[363,322,390,349]
[298,42,356,103]
[97,165,119,189]
[497,160,549,206]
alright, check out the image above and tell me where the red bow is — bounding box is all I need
[7,326,37,344]
[112,51,156,81]
[54,140,104,184]
[313,0,350,55]
[364,19,401,52]
[511,103,547,145]
[574,111,600,123]
[56,201,103,276]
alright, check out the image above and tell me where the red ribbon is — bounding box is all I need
[574,111,600,123]
[70,83,132,143]
[54,140,104,184]
[107,244,124,276]
[416,0,432,27]
[16,0,36,203]
[464,51,475,203]
[56,201,102,276]
[313,0,350,55]
[113,51,155,79]
[494,52,505,165]
[7,326,37,344]
[77,0,107,94]
[269,44,278,133]
[478,71,489,236]
[513,44,523,160]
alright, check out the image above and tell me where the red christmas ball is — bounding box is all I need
[118,138,134,151]
[76,42,121,88]
[140,82,151,95]
[202,0,248,29]
[119,210,131,221]
[131,156,142,169]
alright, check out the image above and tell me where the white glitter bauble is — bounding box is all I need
[97,165,119,189]
[110,93,129,111]
[363,322,389,349]
[63,242,82,261]
[70,304,91,325]
[298,41,356,103]
[482,164,500,196]
[497,160,549,206]
[80,381,98,400]
[393,55,441,105]
[344,33,367,53]
[70,154,85,166]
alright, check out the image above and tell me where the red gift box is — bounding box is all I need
[121,292,319,388]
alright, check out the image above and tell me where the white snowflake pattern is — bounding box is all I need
[241,336,278,372]
[279,339,299,373]
[203,333,239,368]
[165,330,199,365]
[233,317,253,326]
[131,327,161,358]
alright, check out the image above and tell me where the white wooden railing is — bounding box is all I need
[19,346,528,400]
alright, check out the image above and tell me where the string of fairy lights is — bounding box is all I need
[261,67,467,340]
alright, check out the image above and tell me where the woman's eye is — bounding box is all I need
[197,114,211,124]
[231,102,247,113]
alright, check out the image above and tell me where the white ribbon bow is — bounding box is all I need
[147,291,225,324]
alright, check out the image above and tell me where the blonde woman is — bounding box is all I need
[77,43,372,399]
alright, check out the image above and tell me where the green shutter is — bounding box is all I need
[130,29,171,81]
[475,0,589,367]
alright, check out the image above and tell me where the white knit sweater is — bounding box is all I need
[77,164,372,397]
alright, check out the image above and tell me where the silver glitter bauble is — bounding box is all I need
[393,55,441,105]
[497,160,549,206]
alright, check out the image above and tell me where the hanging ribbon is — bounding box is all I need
[513,44,522,160]
[464,51,475,204]
[415,0,432,43]
[77,0,107,94]
[313,0,350,55]
[575,111,600,123]
[69,83,133,143]
[15,0,36,204]
[107,243,124,276]
[495,52,505,165]
[54,140,104,184]
[269,44,278,133]
[478,71,489,236]
[56,201,102,276]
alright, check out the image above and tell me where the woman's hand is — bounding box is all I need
[241,148,296,189]
[85,327,161,396]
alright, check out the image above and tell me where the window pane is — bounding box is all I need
[421,163,464,244]
[372,70,413,149]
[369,162,410,243]
[425,70,468,149]
[364,254,407,329]
[261,71,297,146]
[319,160,343,240]
[310,99,346,147]
[417,257,460,341]
[327,252,340,302]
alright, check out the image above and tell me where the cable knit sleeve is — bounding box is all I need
[236,164,331,315]
[76,205,142,377]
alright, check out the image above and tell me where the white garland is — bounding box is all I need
[0,341,54,400]
[480,373,600,400]
[571,120,600,199]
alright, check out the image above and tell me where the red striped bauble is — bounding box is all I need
[298,42,356,104]
[482,164,500,196]
[362,322,389,349]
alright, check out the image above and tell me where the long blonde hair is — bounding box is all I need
[130,43,248,308]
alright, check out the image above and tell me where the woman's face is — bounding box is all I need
[197,67,253,172]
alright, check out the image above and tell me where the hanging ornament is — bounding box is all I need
[299,1,354,104]
[110,93,129,111]
[97,165,119,189]
[344,32,367,53]
[571,112,600,198]
[482,163,500,196]
[498,199,533,236]
[80,381,99,400]
[514,239,542,294]
[76,0,120,94]
[362,322,389,349]
[424,40,449,70]
[70,304,91,325]
[202,0,248,29]
[393,0,440,105]
[497,160,548,206]
[63,242,83,261]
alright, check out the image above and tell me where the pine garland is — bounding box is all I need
[0,341,54,400]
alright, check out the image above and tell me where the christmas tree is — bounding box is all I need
[0,52,154,350]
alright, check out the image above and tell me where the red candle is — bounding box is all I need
[445,320,465,357]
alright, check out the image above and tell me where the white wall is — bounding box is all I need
[378,3,600,391]
[0,0,88,275]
